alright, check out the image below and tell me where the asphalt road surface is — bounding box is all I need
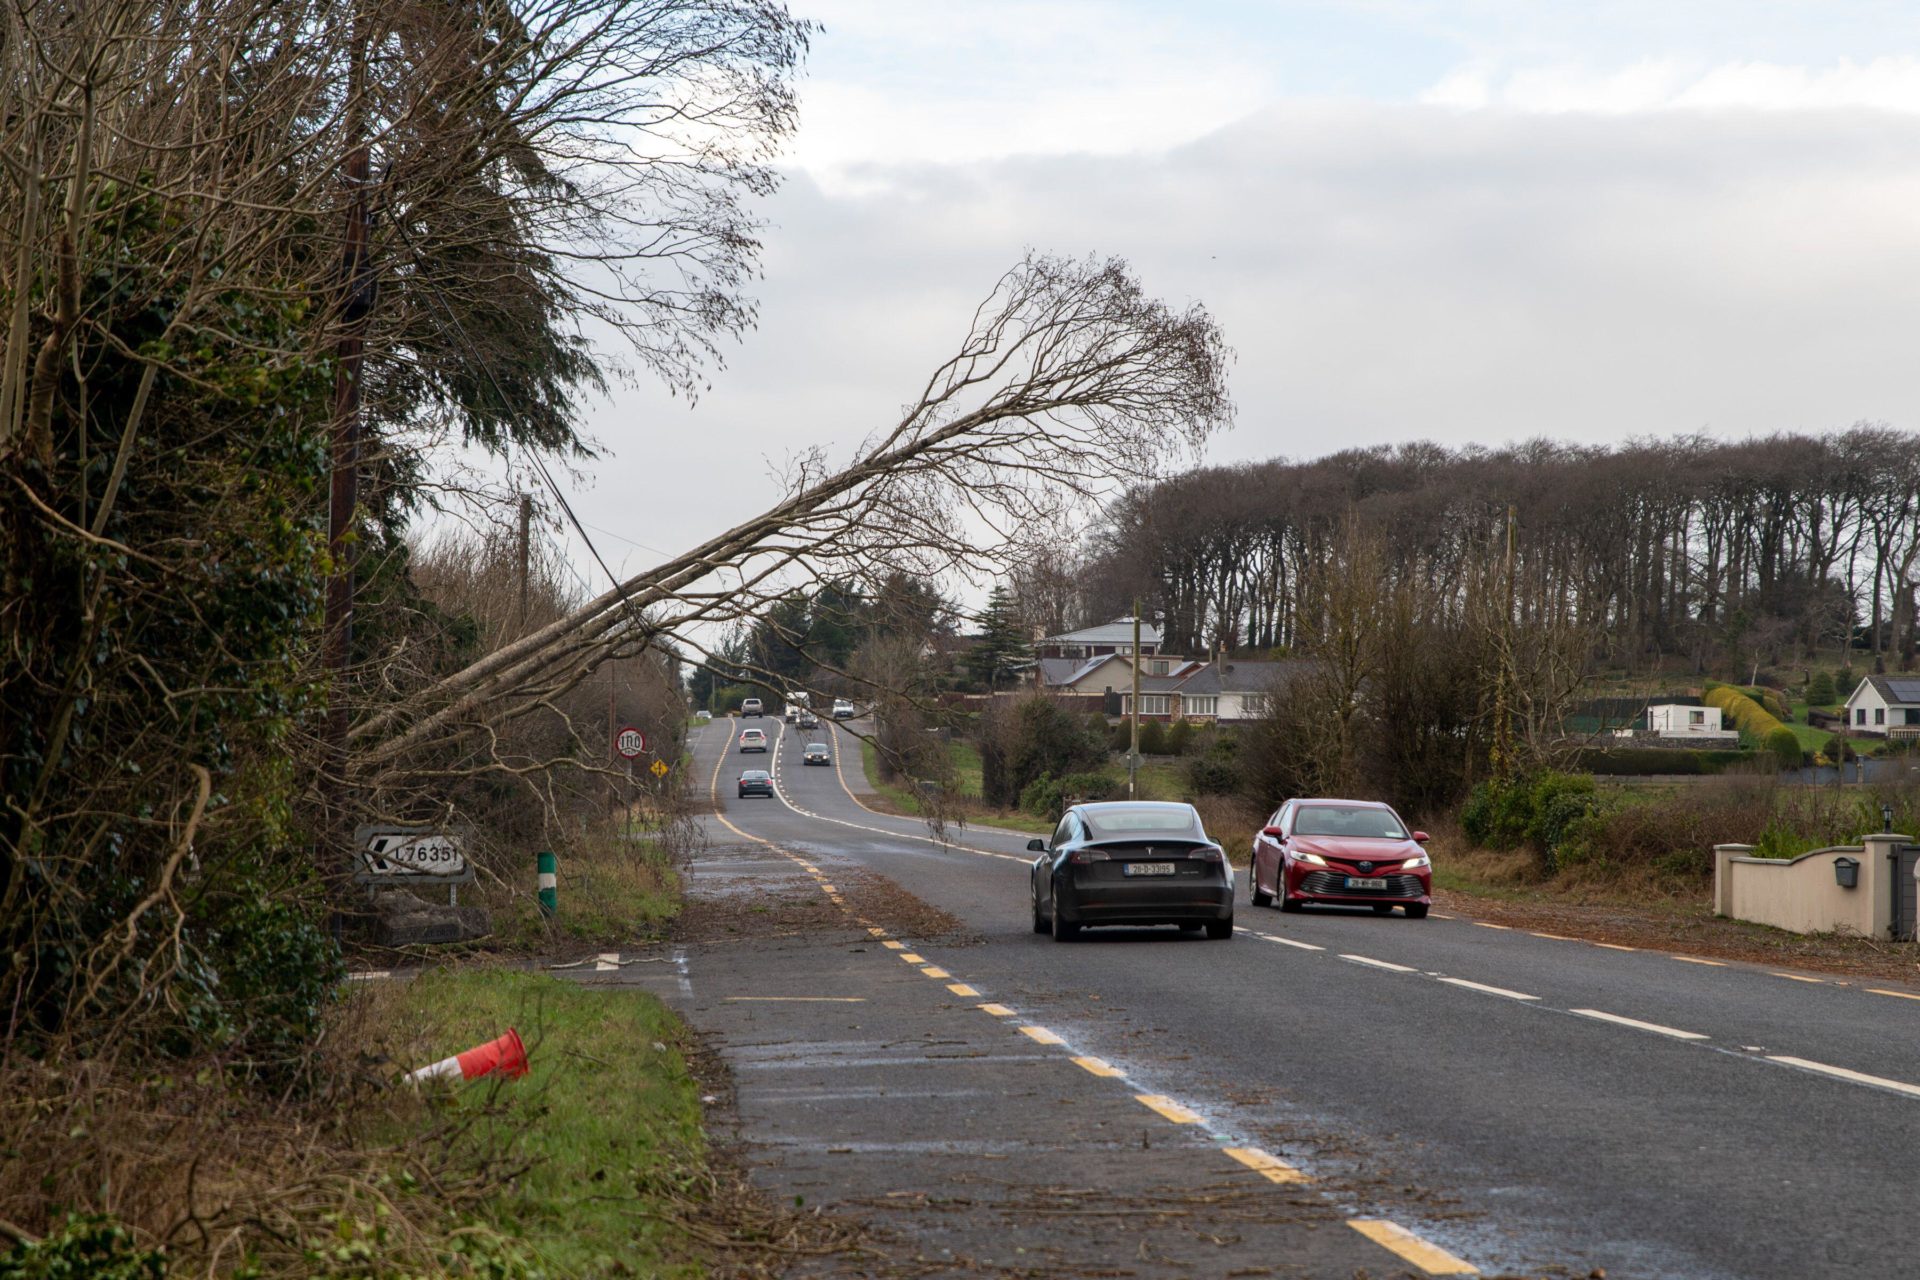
[656,715,1920,1278]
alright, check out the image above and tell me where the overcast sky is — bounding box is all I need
[534,1,1920,601]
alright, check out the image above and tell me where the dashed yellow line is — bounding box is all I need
[899,952,924,964]
[1135,1094,1202,1124]
[882,940,905,950]
[1224,1146,1309,1185]
[1867,987,1920,1001]
[1071,1056,1123,1078]
[867,926,888,938]
[978,1003,1015,1017]
[1019,1025,1066,1045]
[946,983,979,997]
[1349,1219,1477,1275]
[920,966,950,979]
[818,883,837,893]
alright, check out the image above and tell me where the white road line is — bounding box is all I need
[1341,953,1417,973]
[1473,921,1511,931]
[1591,942,1637,952]
[1570,1008,1708,1040]
[1264,935,1326,952]
[1765,1055,1920,1100]
[1772,972,1824,984]
[1439,977,1539,1001]
[1866,988,1920,1002]
[1673,955,1727,967]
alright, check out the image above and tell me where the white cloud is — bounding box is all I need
[1422,55,1920,114]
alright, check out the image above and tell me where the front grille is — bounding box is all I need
[1300,871,1423,897]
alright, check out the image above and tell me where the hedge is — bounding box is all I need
[1567,747,1753,775]
[1704,685,1786,741]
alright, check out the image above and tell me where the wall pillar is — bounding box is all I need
[1861,833,1905,941]
[1712,844,1753,919]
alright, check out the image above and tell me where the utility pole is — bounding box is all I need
[323,16,375,864]
[1128,601,1141,799]
[1490,506,1518,782]
[515,490,531,633]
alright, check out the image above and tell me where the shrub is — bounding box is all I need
[1138,720,1169,755]
[1461,772,1600,871]
[1165,719,1195,756]
[1186,736,1243,795]
[1704,685,1786,742]
[979,697,1107,808]
[1109,719,1133,751]
[1019,771,1117,818]
[0,1215,166,1280]
[1806,670,1836,706]
[1765,725,1803,770]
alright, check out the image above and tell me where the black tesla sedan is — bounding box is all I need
[1028,802,1234,941]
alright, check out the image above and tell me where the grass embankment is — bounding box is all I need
[374,968,712,1277]
[476,816,685,953]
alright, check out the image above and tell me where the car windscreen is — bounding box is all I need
[740,771,768,780]
[1292,805,1407,839]
[1081,806,1202,840]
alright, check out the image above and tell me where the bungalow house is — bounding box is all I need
[1843,675,1920,740]
[1038,653,1203,700]
[1035,618,1164,661]
[1116,658,1313,724]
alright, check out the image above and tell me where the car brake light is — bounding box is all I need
[1068,849,1110,865]
[1188,846,1224,862]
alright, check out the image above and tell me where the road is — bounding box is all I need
[666,714,1920,1278]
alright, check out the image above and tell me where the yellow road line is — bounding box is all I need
[882,940,905,950]
[946,983,980,997]
[1772,972,1824,984]
[1224,1147,1309,1185]
[1134,1094,1202,1124]
[1473,921,1511,930]
[899,953,924,964]
[1071,1056,1123,1078]
[1349,1219,1477,1275]
[978,1003,1015,1017]
[1019,1025,1066,1045]
[1673,955,1727,966]
[1867,987,1920,1001]
[920,966,950,979]
[867,926,888,938]
[818,883,837,893]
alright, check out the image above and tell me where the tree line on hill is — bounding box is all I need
[1065,426,1919,673]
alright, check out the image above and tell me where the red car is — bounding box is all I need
[1248,799,1432,918]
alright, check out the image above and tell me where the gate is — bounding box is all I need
[1895,844,1920,942]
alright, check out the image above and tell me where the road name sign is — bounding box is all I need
[616,725,648,758]
[354,825,473,883]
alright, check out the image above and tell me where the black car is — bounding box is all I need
[802,742,831,766]
[737,769,774,798]
[1028,802,1234,941]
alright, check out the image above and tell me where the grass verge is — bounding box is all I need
[374,967,709,1277]
[475,818,684,954]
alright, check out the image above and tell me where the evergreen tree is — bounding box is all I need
[968,585,1032,691]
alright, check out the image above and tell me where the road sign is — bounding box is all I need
[353,825,472,883]
[615,725,647,758]
[650,758,670,778]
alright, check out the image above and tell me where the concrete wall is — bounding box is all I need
[1713,835,1906,939]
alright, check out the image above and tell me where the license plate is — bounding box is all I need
[1345,876,1389,890]
[1124,862,1176,877]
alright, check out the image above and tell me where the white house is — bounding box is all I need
[1647,704,1725,736]
[1843,675,1920,740]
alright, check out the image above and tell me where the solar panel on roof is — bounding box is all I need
[1885,678,1920,702]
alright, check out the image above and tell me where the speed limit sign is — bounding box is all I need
[615,725,647,758]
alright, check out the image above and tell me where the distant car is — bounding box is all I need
[783,704,799,722]
[1248,799,1431,918]
[831,699,855,719]
[737,769,773,798]
[695,709,712,721]
[1028,802,1233,941]
[802,742,831,766]
[797,710,819,729]
[737,727,768,753]
[740,697,764,717]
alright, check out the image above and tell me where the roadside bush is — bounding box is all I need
[1704,685,1787,742]
[1108,719,1132,751]
[1019,771,1118,819]
[979,697,1106,809]
[1186,735,1243,795]
[1460,772,1600,872]
[1765,725,1804,770]
[1806,670,1836,706]
[0,1215,166,1280]
[1138,720,1169,755]
[1568,747,1752,775]
[1165,719,1195,756]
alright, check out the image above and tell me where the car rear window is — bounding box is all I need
[1293,805,1407,839]
[1081,806,1202,838]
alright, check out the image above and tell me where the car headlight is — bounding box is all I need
[1401,853,1430,869]
[1292,851,1327,866]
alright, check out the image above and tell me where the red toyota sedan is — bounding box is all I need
[1248,799,1432,918]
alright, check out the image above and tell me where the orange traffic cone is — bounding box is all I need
[406,1027,529,1084]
